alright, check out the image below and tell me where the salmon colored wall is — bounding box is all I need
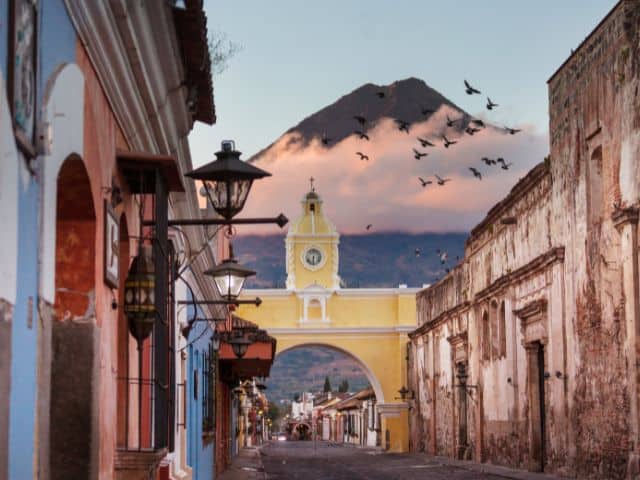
[76,41,145,480]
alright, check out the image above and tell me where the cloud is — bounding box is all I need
[240,105,549,234]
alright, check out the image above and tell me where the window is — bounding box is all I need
[481,311,490,361]
[202,341,216,434]
[491,300,499,359]
[499,301,507,358]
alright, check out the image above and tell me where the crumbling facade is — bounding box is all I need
[407,1,640,477]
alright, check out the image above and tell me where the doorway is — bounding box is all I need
[527,342,546,472]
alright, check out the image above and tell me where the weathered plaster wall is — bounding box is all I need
[409,2,640,478]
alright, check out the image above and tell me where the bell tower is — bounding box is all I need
[285,179,340,292]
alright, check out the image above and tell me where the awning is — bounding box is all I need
[218,315,276,382]
[117,150,185,193]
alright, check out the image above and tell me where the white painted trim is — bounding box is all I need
[338,288,421,296]
[242,287,421,297]
[40,64,85,304]
[266,326,416,335]
[377,402,409,418]
[0,73,18,305]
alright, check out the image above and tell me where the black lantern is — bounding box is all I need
[228,335,252,359]
[396,386,415,401]
[184,140,271,221]
[123,245,156,343]
[204,246,256,302]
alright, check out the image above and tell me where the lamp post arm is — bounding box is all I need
[143,214,289,228]
[178,298,263,307]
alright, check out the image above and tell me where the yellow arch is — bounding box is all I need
[275,342,386,403]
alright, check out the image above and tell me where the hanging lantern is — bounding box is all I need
[124,244,156,343]
[184,140,271,221]
[228,335,252,359]
[204,245,255,302]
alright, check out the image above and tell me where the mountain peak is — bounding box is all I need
[250,77,468,162]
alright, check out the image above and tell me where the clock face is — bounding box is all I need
[304,247,323,268]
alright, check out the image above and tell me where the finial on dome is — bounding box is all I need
[309,176,315,193]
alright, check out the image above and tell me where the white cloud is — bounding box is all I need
[241,105,548,234]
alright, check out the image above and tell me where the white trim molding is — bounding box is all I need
[377,402,409,418]
[40,64,85,304]
[266,326,416,335]
[0,73,18,305]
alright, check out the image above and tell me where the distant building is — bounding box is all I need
[407,2,640,478]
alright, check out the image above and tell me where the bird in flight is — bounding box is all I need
[469,167,482,180]
[487,97,499,110]
[420,106,434,116]
[471,119,486,128]
[417,137,435,148]
[465,126,481,136]
[504,126,522,135]
[446,115,461,127]
[413,148,428,160]
[395,119,410,133]
[464,80,481,95]
[435,174,451,186]
[353,115,367,126]
[366,224,373,231]
[442,135,457,148]
[481,157,497,166]
[497,158,512,170]
[354,130,370,140]
[418,177,432,187]
[356,152,369,161]
[376,91,386,99]
[321,132,331,145]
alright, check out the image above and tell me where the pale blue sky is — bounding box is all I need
[190,1,617,164]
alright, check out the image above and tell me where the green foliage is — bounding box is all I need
[338,379,349,392]
[267,403,281,422]
[323,376,332,392]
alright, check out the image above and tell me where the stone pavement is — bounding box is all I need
[218,447,266,480]
[220,442,569,480]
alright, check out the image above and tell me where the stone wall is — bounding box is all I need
[408,2,640,477]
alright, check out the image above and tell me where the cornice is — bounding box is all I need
[513,298,548,320]
[266,326,416,335]
[409,301,470,338]
[474,246,565,302]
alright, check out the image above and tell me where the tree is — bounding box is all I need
[208,30,242,76]
[338,379,349,393]
[323,376,332,392]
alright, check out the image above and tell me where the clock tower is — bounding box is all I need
[285,182,341,292]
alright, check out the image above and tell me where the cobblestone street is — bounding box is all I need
[255,441,560,480]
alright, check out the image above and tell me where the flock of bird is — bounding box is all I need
[338,79,522,191]
[319,79,523,276]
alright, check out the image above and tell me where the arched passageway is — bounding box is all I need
[50,155,98,480]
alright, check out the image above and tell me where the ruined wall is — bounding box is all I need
[547,1,640,476]
[410,2,640,478]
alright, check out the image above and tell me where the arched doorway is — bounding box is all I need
[50,155,98,480]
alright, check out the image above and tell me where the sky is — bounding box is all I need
[189,1,617,233]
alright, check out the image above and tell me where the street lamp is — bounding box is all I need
[184,140,272,221]
[228,335,252,359]
[204,246,256,303]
